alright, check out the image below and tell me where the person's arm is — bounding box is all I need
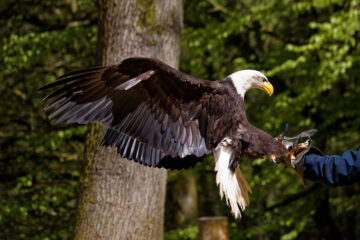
[303,147,360,186]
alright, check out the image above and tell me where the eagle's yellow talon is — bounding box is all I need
[271,154,278,164]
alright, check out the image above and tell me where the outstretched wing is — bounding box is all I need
[40,57,234,169]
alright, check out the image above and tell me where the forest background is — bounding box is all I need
[1,0,360,239]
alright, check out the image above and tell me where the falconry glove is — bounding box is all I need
[276,129,320,183]
[292,145,324,179]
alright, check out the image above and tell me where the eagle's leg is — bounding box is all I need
[290,142,309,168]
[213,138,251,219]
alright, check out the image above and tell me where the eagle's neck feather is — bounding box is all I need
[230,80,248,98]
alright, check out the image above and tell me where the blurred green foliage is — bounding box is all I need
[1,0,360,239]
[164,225,198,240]
[176,0,360,239]
[0,1,97,239]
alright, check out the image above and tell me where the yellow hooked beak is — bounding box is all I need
[262,82,274,96]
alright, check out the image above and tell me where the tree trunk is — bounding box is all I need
[166,174,198,228]
[74,0,183,239]
[198,216,228,240]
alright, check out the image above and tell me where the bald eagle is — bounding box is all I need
[40,57,288,218]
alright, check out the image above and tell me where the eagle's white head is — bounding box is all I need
[228,70,274,98]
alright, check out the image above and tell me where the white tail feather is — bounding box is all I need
[214,139,252,219]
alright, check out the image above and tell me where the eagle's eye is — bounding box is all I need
[262,78,267,83]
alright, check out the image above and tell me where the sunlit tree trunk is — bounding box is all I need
[198,216,228,240]
[166,174,198,227]
[74,0,183,239]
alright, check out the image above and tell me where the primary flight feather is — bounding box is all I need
[40,57,288,218]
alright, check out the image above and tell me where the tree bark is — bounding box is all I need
[74,0,183,239]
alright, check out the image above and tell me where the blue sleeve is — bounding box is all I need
[303,147,360,186]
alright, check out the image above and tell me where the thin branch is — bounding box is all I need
[265,184,321,211]
[207,0,234,16]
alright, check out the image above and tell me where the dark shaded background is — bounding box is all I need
[1,0,360,239]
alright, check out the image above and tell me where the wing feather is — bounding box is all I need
[40,57,235,169]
